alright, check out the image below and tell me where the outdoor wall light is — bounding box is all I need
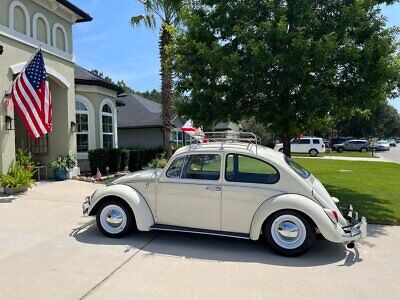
[5,115,14,131]
[70,121,77,133]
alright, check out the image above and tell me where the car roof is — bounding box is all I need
[174,142,286,163]
[348,139,368,142]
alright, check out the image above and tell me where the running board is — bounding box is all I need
[150,224,250,240]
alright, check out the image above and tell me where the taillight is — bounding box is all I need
[324,208,339,224]
[322,144,325,149]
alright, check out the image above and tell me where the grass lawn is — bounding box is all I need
[295,158,400,225]
[293,151,376,158]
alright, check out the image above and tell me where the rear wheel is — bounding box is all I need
[263,210,316,256]
[309,149,318,157]
[96,199,135,238]
[360,147,368,153]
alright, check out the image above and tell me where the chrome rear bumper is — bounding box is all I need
[341,216,367,242]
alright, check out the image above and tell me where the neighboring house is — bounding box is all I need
[74,65,122,171]
[117,93,183,149]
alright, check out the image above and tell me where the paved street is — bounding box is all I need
[376,145,400,163]
[0,180,399,300]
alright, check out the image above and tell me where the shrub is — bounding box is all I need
[16,148,32,167]
[108,148,122,172]
[120,149,130,171]
[88,149,109,174]
[0,161,35,188]
[128,146,165,172]
[49,155,76,170]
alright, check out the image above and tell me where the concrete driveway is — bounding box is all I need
[0,181,399,300]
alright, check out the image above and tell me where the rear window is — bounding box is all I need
[285,157,311,179]
[312,139,320,144]
[299,139,311,144]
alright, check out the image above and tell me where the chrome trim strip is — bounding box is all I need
[150,225,250,240]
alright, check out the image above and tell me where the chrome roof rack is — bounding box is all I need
[189,131,261,154]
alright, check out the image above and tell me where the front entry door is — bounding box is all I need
[156,154,222,231]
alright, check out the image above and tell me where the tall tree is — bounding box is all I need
[131,0,188,157]
[174,0,400,156]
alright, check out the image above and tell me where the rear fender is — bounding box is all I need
[250,194,345,243]
[88,184,154,231]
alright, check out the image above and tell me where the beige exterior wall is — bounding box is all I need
[0,0,82,174]
[118,128,164,149]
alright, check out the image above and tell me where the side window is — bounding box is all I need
[312,139,320,144]
[166,156,186,178]
[299,139,311,144]
[225,154,279,184]
[181,154,221,180]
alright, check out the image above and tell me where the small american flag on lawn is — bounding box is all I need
[11,49,52,139]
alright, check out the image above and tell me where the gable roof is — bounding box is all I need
[56,0,92,23]
[74,65,123,93]
[117,93,164,129]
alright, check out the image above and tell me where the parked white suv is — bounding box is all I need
[274,137,326,157]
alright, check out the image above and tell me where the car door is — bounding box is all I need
[221,154,282,234]
[291,139,301,153]
[156,153,222,231]
[298,138,311,153]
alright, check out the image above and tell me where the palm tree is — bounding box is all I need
[131,0,187,157]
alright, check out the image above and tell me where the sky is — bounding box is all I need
[71,0,400,112]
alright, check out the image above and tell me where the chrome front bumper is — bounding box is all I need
[82,196,90,216]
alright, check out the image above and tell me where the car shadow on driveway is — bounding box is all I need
[70,221,362,268]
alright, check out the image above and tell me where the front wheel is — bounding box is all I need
[309,149,318,157]
[96,199,135,238]
[360,147,368,153]
[263,210,316,256]
[337,147,344,153]
[278,148,284,153]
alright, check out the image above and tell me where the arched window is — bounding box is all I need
[100,103,114,148]
[75,100,89,153]
[52,23,68,52]
[9,1,30,36]
[33,13,50,44]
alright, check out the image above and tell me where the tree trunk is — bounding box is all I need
[283,131,291,157]
[159,24,174,158]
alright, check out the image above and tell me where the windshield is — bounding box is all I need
[285,156,311,179]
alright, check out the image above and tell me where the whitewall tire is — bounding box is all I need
[263,210,316,256]
[96,199,135,238]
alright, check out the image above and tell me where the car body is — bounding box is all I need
[273,137,326,157]
[83,138,367,256]
[332,139,370,153]
[375,140,391,151]
[387,138,397,147]
[329,137,354,148]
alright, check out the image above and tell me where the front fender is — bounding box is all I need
[88,184,154,231]
[249,194,345,243]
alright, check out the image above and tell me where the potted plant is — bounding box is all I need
[0,161,35,195]
[49,155,77,181]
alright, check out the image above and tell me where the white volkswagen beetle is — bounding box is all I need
[82,134,367,256]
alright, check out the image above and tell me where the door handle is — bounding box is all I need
[206,186,221,191]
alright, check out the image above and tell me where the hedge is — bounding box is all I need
[88,149,109,174]
[88,146,164,175]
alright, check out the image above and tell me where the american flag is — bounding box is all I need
[11,49,52,139]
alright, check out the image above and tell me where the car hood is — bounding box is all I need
[112,169,162,185]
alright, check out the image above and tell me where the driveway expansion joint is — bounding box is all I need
[79,233,160,299]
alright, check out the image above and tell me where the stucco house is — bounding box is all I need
[117,93,183,149]
[0,0,120,175]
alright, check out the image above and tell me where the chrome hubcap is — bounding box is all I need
[277,221,299,240]
[106,209,123,228]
